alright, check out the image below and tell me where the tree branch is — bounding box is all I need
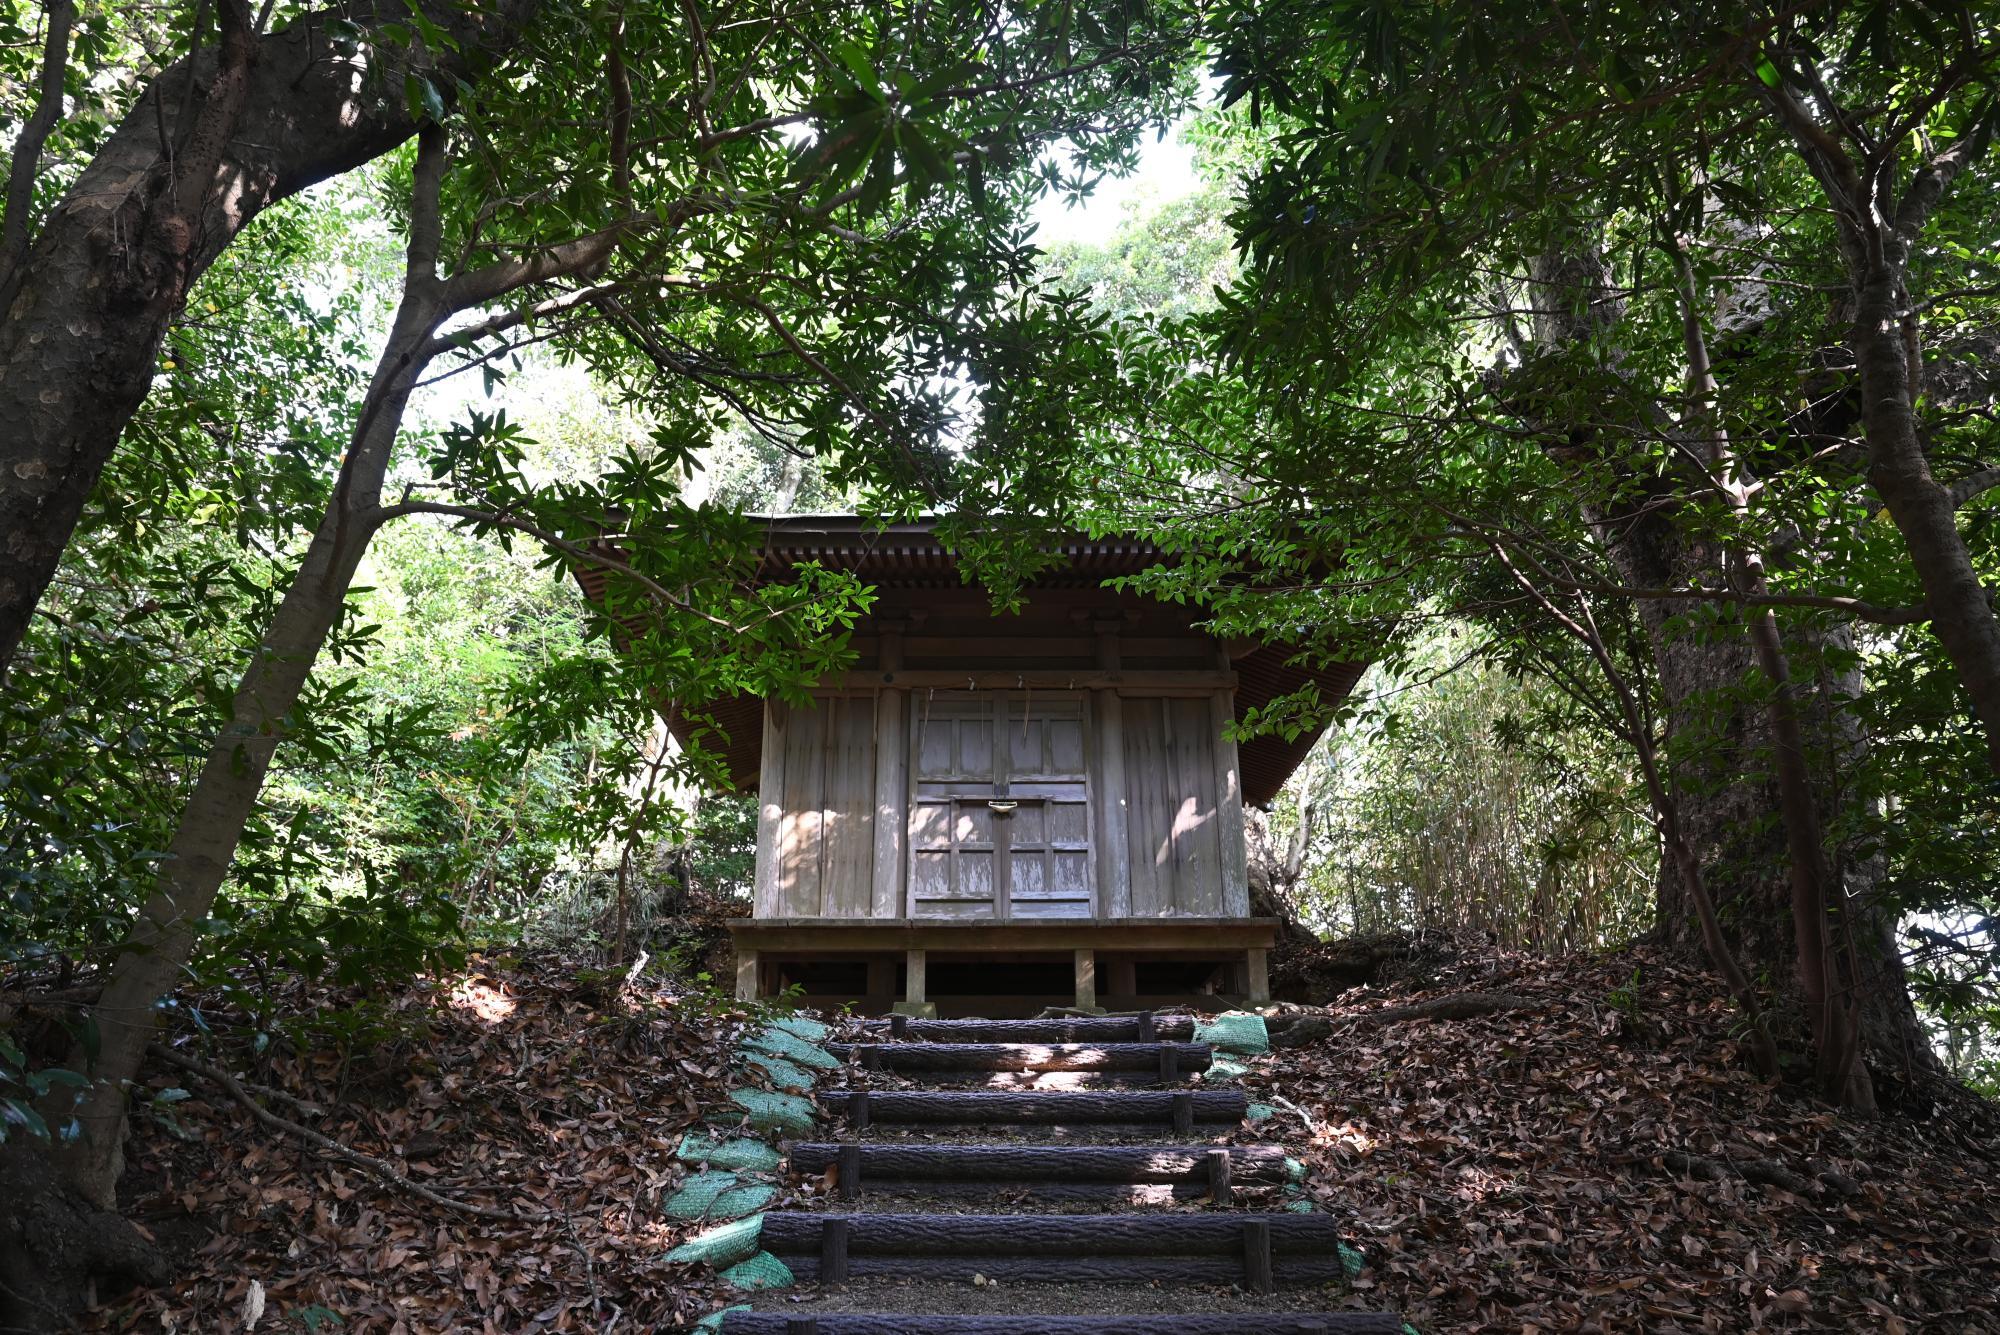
[0,0,77,294]
[368,500,743,630]
[1948,465,2000,510]
[423,280,630,360]
[1892,106,1998,249]
[441,222,633,313]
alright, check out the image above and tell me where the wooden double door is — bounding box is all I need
[907,694,1092,919]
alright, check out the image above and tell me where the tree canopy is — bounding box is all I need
[2,0,1998,1326]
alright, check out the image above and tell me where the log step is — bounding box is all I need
[829,1042,1211,1074]
[762,1210,1343,1259]
[719,1314,1402,1334]
[764,1207,1344,1287]
[818,1089,1247,1129]
[856,1014,1198,1044]
[763,1211,1348,1287]
[789,1142,1291,1188]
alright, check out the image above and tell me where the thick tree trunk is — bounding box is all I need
[0,1145,170,1334]
[0,0,538,678]
[1601,507,1928,1086]
[1524,247,1931,1096]
[48,265,444,1210]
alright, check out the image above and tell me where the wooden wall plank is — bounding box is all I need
[1123,698,1174,916]
[778,704,827,915]
[824,697,878,917]
[1173,697,1227,915]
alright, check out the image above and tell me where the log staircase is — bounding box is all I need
[717,1013,1401,1334]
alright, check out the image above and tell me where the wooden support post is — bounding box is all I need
[1243,1219,1273,1294]
[1246,947,1270,1006]
[1074,948,1098,1012]
[1159,1043,1180,1084]
[1211,683,1251,917]
[787,1319,819,1335]
[889,1012,909,1040]
[1092,618,1132,917]
[861,1044,883,1073]
[872,623,908,919]
[905,949,926,1008]
[753,704,786,915]
[1207,1148,1233,1205]
[1172,1090,1194,1135]
[820,1217,850,1283]
[735,949,760,1003]
[1137,1010,1156,1043]
[849,1090,870,1133]
[838,1143,861,1202]
[865,957,896,1005]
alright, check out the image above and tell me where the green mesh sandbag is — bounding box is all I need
[1340,1244,1367,1282]
[720,1250,795,1291]
[663,1171,777,1223]
[739,1052,815,1092]
[1284,1197,1317,1213]
[766,1015,831,1044]
[693,1305,751,1333]
[743,1024,841,1071]
[1206,1054,1252,1083]
[1195,1011,1269,1055]
[666,1214,765,1267]
[726,1087,818,1135]
[676,1134,782,1174]
[1244,1101,1276,1123]
[1285,1156,1307,1183]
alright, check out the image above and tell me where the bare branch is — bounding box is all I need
[607,3,633,210]
[368,500,744,631]
[0,0,77,293]
[1948,466,2000,510]
[440,222,631,313]
[150,1043,545,1223]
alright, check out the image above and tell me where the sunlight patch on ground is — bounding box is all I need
[449,974,519,1022]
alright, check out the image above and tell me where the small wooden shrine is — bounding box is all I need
[588,516,1362,1017]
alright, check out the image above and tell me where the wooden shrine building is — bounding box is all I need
[598,516,1362,1017]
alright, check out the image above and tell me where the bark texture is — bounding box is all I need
[0,0,539,676]
[0,1144,169,1334]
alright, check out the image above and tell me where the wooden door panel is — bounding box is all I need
[906,693,1093,919]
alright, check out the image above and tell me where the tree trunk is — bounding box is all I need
[0,0,538,678]
[1601,507,1928,1087]
[1524,246,1931,1096]
[0,1144,171,1334]
[1852,267,2000,776]
[47,235,446,1210]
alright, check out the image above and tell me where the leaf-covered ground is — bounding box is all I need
[1246,945,2000,1333]
[84,955,753,1333]
[77,943,2000,1333]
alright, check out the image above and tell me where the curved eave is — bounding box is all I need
[573,517,1366,805]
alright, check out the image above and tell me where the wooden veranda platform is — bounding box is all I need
[727,917,1278,1017]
